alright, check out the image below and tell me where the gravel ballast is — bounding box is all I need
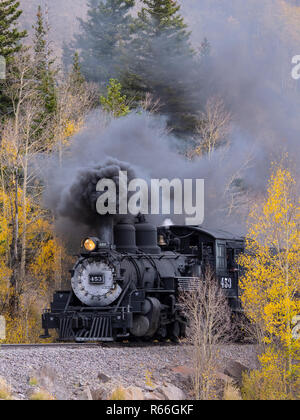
[0,344,258,400]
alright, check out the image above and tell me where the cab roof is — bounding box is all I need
[162,225,245,242]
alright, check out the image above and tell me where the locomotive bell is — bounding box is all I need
[158,234,167,246]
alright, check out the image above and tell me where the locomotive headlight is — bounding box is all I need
[83,238,97,252]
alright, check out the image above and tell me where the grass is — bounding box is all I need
[30,389,55,401]
[223,383,242,400]
[0,378,12,400]
[110,386,127,400]
[29,377,39,387]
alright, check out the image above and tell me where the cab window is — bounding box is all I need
[217,244,226,269]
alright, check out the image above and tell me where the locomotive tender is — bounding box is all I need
[41,218,245,342]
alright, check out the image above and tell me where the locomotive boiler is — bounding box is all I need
[41,217,245,342]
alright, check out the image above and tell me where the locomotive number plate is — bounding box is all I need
[89,274,105,285]
[221,277,232,289]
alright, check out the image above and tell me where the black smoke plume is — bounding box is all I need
[55,158,136,227]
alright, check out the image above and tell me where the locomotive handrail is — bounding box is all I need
[113,278,134,313]
[137,250,162,289]
[63,291,73,313]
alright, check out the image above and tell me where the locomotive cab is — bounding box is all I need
[157,226,245,311]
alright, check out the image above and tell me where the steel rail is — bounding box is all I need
[0,341,183,350]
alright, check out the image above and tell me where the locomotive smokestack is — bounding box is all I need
[97,216,114,245]
[114,217,137,253]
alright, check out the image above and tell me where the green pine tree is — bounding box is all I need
[68,0,135,87]
[32,5,57,116]
[100,78,129,117]
[0,0,27,59]
[121,0,197,135]
[138,0,190,40]
[67,52,96,106]
[69,52,86,88]
[0,0,27,116]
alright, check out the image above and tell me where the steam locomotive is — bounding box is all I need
[41,218,245,342]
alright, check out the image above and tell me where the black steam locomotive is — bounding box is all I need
[41,218,245,342]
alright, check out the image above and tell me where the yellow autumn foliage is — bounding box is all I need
[239,165,300,343]
[0,52,94,345]
[64,119,83,141]
[0,187,66,343]
[240,162,300,399]
[0,116,83,343]
[4,308,42,344]
[242,347,297,400]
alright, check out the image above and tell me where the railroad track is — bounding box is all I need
[0,340,183,350]
[0,340,255,350]
[0,343,103,350]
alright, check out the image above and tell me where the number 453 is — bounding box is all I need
[221,277,232,289]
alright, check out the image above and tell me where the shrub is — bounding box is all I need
[242,348,298,400]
